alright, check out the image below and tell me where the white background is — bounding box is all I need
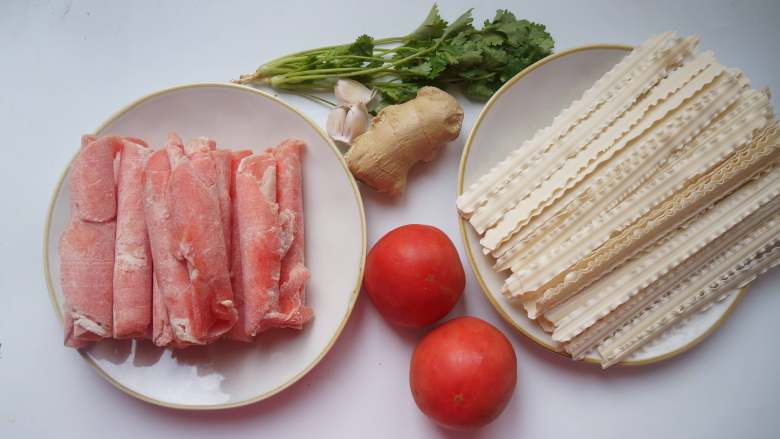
[1,1,779,438]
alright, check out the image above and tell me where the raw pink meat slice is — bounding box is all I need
[145,135,237,345]
[145,141,196,345]
[225,150,254,342]
[60,135,122,347]
[236,153,283,336]
[151,274,174,347]
[269,139,313,329]
[184,138,232,259]
[113,138,153,339]
[213,149,233,257]
[61,221,117,347]
[182,138,219,195]
[184,137,216,154]
[68,135,119,222]
[123,137,148,148]
[168,141,237,341]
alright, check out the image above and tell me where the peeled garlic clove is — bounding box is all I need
[326,104,370,145]
[335,79,376,107]
[327,106,349,143]
[343,103,369,142]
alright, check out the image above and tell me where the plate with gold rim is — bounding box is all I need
[456,46,745,367]
[44,83,366,408]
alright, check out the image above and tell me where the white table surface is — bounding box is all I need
[2,1,779,438]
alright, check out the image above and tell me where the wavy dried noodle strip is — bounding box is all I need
[501,79,772,299]
[595,88,774,232]
[470,38,703,241]
[468,37,698,234]
[565,173,780,360]
[475,45,709,248]
[547,168,779,337]
[547,165,780,344]
[492,63,747,278]
[563,226,700,360]
[504,90,773,303]
[457,33,694,217]
[597,212,780,368]
[529,123,780,319]
[490,68,751,267]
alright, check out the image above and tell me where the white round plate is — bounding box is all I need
[457,46,745,366]
[44,83,366,408]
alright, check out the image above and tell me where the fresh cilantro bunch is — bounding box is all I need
[237,5,554,110]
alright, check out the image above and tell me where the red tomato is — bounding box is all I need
[364,224,465,327]
[410,316,517,429]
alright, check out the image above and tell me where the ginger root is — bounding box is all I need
[344,86,463,197]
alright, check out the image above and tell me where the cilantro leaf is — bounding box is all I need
[478,31,505,47]
[527,21,555,52]
[348,34,375,56]
[457,48,483,66]
[482,46,508,69]
[464,81,497,101]
[407,4,447,41]
[373,82,421,112]
[442,8,474,38]
[405,62,433,77]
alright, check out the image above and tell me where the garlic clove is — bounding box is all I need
[326,104,370,145]
[335,79,376,107]
[326,106,349,143]
[343,103,370,142]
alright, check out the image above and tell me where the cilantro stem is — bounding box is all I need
[375,46,417,55]
[270,51,428,82]
[275,66,372,78]
[274,43,439,84]
[322,54,389,63]
[277,54,391,65]
[256,36,408,73]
